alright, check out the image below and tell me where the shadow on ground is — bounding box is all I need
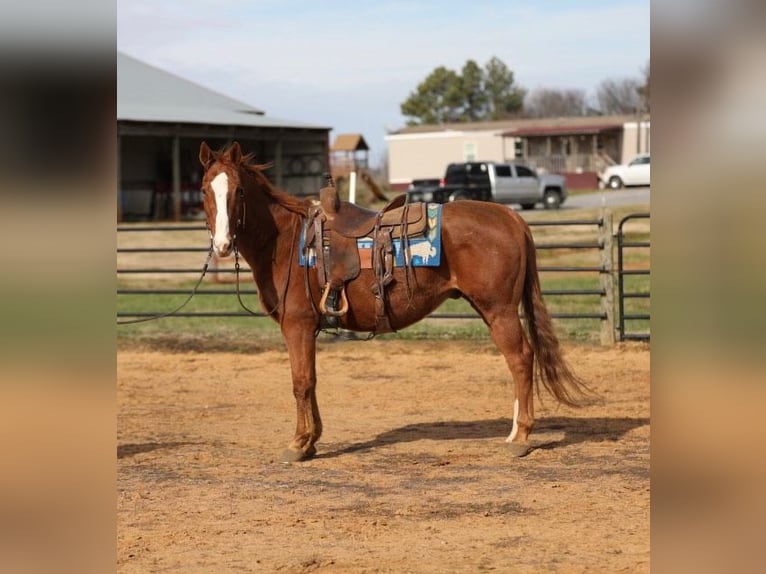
[317,416,649,459]
[117,442,198,459]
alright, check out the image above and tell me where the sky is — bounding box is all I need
[117,0,649,166]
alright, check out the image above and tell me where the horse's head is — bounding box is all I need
[199,141,245,257]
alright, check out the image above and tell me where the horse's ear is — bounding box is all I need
[199,141,212,167]
[229,141,242,164]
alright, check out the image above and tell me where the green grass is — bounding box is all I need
[117,272,644,349]
[117,281,283,352]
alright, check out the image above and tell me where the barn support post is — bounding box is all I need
[349,171,357,204]
[117,134,123,222]
[171,135,182,221]
[274,135,283,188]
[599,209,616,345]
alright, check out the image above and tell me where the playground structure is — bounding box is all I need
[330,133,388,204]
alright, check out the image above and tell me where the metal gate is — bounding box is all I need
[616,213,650,341]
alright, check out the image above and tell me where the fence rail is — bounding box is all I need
[117,212,649,343]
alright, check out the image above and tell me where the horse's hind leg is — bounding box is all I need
[281,326,323,463]
[486,309,536,457]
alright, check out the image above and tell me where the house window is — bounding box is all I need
[463,142,477,161]
[514,138,523,158]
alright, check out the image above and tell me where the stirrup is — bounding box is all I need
[319,283,349,317]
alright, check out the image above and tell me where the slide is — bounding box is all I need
[359,170,389,201]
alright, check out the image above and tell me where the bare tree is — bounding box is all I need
[524,88,588,118]
[637,61,650,113]
[595,77,644,115]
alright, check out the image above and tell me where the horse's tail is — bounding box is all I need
[521,225,595,407]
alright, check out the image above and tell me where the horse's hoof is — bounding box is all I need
[507,442,533,458]
[280,445,317,464]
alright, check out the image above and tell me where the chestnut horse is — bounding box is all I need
[199,141,591,461]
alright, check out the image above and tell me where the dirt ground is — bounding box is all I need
[117,339,649,573]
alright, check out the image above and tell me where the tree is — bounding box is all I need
[524,88,588,118]
[483,57,525,120]
[637,61,650,113]
[400,56,525,125]
[595,77,644,115]
[458,59,487,121]
[400,66,463,125]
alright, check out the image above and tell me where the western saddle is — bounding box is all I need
[303,176,428,333]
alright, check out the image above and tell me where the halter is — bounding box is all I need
[234,186,246,235]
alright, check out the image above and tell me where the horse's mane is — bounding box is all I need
[237,152,311,216]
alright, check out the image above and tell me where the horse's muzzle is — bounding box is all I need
[213,238,232,258]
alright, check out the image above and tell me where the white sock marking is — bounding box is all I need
[506,398,520,442]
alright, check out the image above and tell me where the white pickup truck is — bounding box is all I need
[600,153,651,189]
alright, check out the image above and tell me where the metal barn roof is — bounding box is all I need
[117,52,328,130]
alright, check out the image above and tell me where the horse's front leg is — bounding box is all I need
[281,326,322,463]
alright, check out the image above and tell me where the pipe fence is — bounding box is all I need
[117,211,649,343]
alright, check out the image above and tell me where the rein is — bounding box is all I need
[229,184,263,317]
[119,179,301,326]
[232,246,261,317]
[117,240,215,325]
[231,197,301,326]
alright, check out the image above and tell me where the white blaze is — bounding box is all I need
[211,172,231,255]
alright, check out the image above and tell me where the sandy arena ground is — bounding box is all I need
[117,339,649,573]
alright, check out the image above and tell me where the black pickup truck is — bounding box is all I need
[407,161,568,209]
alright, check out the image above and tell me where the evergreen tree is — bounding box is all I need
[400,56,525,125]
[400,66,463,125]
[483,57,526,120]
[458,59,487,121]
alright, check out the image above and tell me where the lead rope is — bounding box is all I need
[232,215,301,326]
[231,185,264,317]
[233,245,262,317]
[117,241,215,325]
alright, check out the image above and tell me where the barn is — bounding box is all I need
[117,52,331,221]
